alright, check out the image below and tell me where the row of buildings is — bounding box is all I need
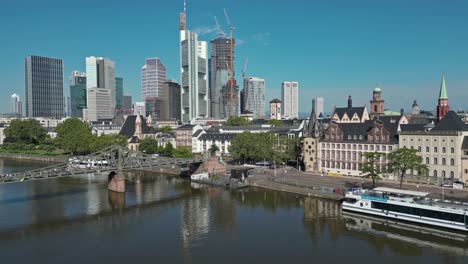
[302,76,468,184]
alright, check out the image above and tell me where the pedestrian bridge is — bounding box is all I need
[0,146,204,184]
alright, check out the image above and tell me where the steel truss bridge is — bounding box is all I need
[0,146,203,184]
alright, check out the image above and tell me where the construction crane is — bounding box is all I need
[223,8,235,116]
[214,16,225,37]
[241,58,248,78]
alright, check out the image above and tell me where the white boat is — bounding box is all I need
[341,187,468,232]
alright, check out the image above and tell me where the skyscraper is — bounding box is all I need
[10,94,22,116]
[281,81,299,119]
[219,80,240,118]
[162,80,181,120]
[115,77,124,110]
[145,96,166,119]
[241,77,265,118]
[210,37,234,118]
[141,58,166,99]
[312,97,324,118]
[180,3,209,123]
[85,56,115,121]
[69,71,87,118]
[25,55,64,118]
[123,94,132,114]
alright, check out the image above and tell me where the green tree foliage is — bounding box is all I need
[224,116,249,126]
[4,119,47,144]
[361,152,385,187]
[267,119,284,127]
[156,126,173,133]
[138,138,159,154]
[163,142,174,157]
[229,132,300,164]
[173,146,193,158]
[387,148,429,189]
[91,134,128,151]
[55,118,95,155]
[209,144,220,156]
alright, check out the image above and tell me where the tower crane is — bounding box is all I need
[241,58,248,78]
[223,8,235,116]
[214,16,225,37]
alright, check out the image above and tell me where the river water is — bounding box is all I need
[0,158,467,263]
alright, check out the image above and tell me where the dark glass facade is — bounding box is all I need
[25,55,64,118]
[115,77,123,109]
[70,76,87,118]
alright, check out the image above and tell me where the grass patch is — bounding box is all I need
[0,148,67,157]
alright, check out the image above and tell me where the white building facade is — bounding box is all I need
[312,97,324,118]
[241,77,265,118]
[10,94,22,116]
[85,56,115,121]
[281,81,299,119]
[141,58,167,99]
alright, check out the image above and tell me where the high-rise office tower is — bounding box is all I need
[281,81,299,119]
[220,80,240,118]
[145,96,166,119]
[241,77,265,118]
[115,77,124,110]
[25,55,64,118]
[10,94,22,116]
[123,94,132,114]
[133,102,145,116]
[162,80,181,120]
[141,58,166,99]
[69,71,87,118]
[179,3,209,123]
[85,56,115,121]
[312,97,324,118]
[210,37,234,118]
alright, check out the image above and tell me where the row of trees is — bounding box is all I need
[2,118,127,155]
[362,148,429,188]
[138,138,193,158]
[229,132,300,164]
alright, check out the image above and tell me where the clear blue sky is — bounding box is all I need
[1,0,468,115]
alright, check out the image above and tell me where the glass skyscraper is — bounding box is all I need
[69,71,87,118]
[115,77,124,110]
[210,37,234,118]
[241,77,265,118]
[25,55,64,118]
[141,58,166,99]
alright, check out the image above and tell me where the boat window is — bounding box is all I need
[371,202,465,223]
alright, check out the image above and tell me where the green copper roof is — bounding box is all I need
[439,74,448,99]
[374,87,381,92]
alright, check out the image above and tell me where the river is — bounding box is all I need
[0,158,467,263]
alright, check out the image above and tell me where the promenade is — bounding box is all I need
[249,167,468,201]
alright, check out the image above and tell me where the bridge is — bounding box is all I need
[0,145,204,184]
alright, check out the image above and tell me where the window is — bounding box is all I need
[426,157,430,164]
[442,147,446,153]
[450,171,455,178]
[451,148,455,154]
[370,202,464,223]
[442,158,446,165]
[450,159,455,166]
[418,146,422,152]
[434,147,438,153]
[389,146,392,151]
[426,147,430,152]
[434,158,438,165]
[442,171,446,178]
[465,169,468,174]
[433,170,438,177]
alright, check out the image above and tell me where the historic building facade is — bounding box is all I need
[318,116,402,176]
[370,85,384,117]
[331,96,370,123]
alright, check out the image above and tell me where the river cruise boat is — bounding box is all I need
[342,187,468,232]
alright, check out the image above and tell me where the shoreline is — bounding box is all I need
[0,153,68,163]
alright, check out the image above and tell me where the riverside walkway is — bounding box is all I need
[0,146,203,184]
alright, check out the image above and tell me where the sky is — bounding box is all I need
[1,0,468,115]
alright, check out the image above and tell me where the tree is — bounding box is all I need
[91,134,128,151]
[267,119,284,127]
[224,116,249,126]
[156,126,173,133]
[138,138,159,154]
[387,148,429,189]
[4,119,47,144]
[163,143,174,157]
[173,146,193,158]
[55,118,94,155]
[361,152,385,187]
[208,144,220,156]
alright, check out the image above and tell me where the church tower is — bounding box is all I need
[437,74,449,121]
[370,84,384,116]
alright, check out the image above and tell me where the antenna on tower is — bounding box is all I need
[184,0,186,14]
[242,58,248,78]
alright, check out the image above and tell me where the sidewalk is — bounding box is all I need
[249,167,468,201]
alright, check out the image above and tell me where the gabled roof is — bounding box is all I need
[432,111,467,131]
[119,115,154,139]
[192,129,204,138]
[462,137,468,150]
[177,124,195,130]
[326,118,399,144]
[333,106,366,120]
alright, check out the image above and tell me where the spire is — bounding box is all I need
[439,74,448,99]
[347,95,352,108]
